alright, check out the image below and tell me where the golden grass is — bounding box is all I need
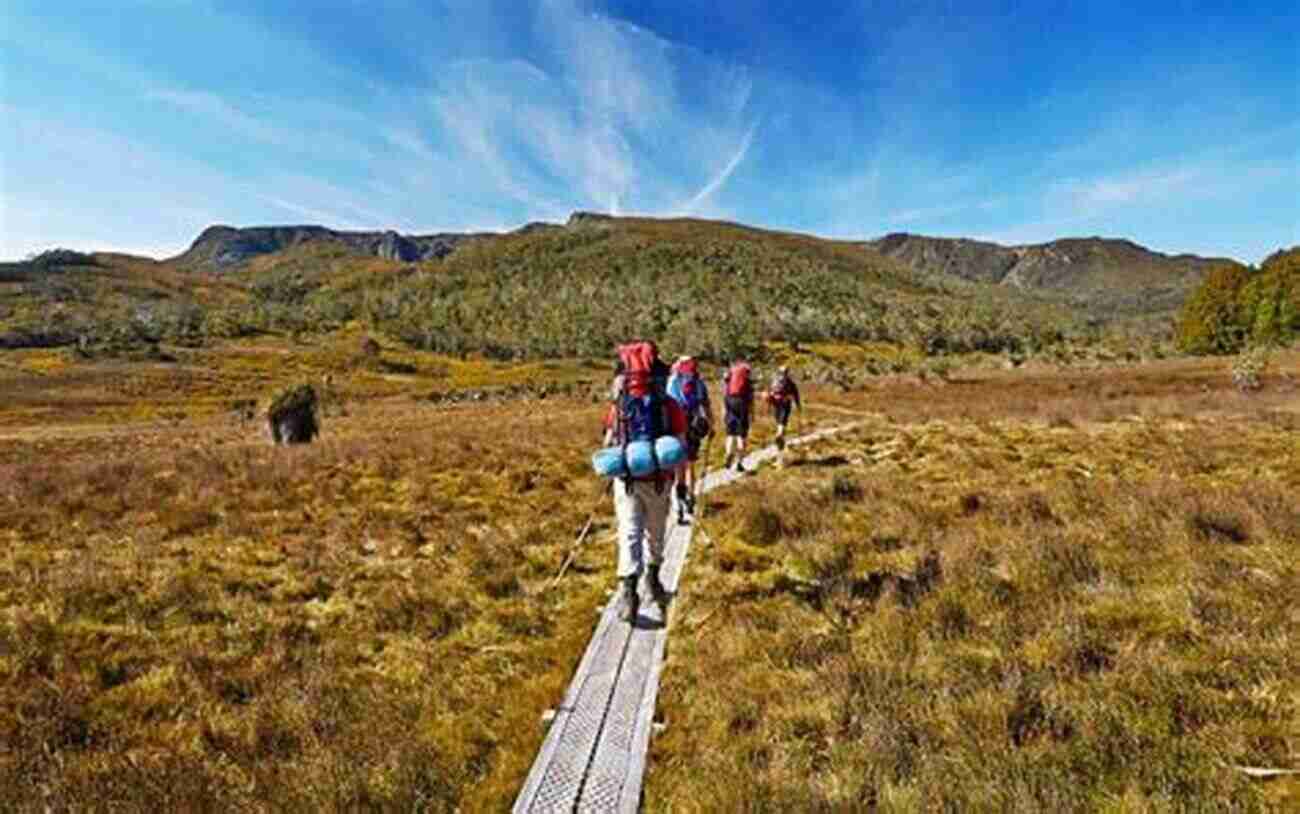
[0,344,1296,810]
[0,344,622,810]
[650,352,1300,812]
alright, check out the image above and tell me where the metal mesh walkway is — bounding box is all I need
[514,425,856,813]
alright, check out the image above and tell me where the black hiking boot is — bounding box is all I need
[619,575,639,624]
[734,460,746,473]
[646,564,669,612]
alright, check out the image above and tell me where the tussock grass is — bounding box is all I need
[1,345,1296,810]
[0,371,624,810]
[652,355,1299,811]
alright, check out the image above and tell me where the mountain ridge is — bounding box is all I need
[173,217,1232,297]
[173,224,485,270]
[863,232,1234,315]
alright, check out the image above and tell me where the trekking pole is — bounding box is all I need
[548,479,613,591]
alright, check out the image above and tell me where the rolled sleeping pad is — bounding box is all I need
[592,446,629,478]
[590,436,688,478]
[654,435,687,469]
[624,440,658,478]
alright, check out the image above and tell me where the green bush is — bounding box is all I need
[1176,248,1299,355]
[1241,247,1299,347]
[1175,263,1251,354]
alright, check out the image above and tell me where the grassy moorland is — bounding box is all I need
[1,337,1296,811]
[2,216,1294,811]
[0,338,626,811]
[649,351,1300,812]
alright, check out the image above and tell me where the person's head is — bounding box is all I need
[779,365,789,375]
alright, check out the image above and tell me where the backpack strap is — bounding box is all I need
[617,391,633,493]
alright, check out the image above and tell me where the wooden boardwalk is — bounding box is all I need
[514,425,855,812]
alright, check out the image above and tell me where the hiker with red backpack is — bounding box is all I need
[721,356,755,472]
[598,341,688,623]
[767,365,802,461]
[666,355,712,524]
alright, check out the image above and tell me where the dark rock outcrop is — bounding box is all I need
[174,225,476,271]
[566,211,617,228]
[865,233,1231,314]
[267,384,320,445]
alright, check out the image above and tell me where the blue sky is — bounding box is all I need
[1,0,1296,262]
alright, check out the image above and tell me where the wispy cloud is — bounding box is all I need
[425,0,756,217]
[259,174,411,231]
[1064,167,1200,209]
[259,196,367,230]
[148,88,295,147]
[678,121,758,214]
[381,127,435,162]
[146,87,375,161]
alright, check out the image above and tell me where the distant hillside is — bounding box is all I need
[7,215,1259,360]
[173,224,483,270]
[294,214,1083,359]
[0,249,247,350]
[2,216,1089,359]
[171,223,1233,318]
[865,233,1232,315]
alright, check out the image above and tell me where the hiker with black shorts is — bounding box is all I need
[767,365,802,463]
[667,355,712,524]
[721,357,754,472]
[602,341,688,623]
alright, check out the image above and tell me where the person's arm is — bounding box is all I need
[602,404,616,446]
[793,379,802,409]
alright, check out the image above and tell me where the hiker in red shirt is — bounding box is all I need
[602,341,688,623]
[721,357,755,472]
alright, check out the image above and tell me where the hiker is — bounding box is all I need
[602,341,688,623]
[666,355,713,524]
[767,365,802,460]
[721,356,754,472]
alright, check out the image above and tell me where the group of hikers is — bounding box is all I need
[600,341,801,624]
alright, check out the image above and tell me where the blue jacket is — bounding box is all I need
[666,372,709,415]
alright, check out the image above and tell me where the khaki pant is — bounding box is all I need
[612,478,671,579]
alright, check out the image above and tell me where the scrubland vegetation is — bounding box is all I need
[3,217,1156,365]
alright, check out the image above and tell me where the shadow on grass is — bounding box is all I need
[789,455,851,468]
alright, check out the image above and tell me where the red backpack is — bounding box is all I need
[618,341,658,397]
[725,361,752,398]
